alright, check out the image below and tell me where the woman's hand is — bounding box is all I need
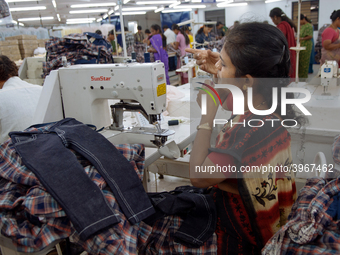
[185,48,220,75]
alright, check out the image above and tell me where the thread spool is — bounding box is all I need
[144,52,151,63]
[131,52,136,61]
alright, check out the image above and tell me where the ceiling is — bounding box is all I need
[6,0,269,27]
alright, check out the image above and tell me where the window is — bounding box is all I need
[204,9,225,24]
[292,0,319,31]
[128,21,137,34]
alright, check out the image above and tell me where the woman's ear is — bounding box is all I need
[244,74,254,87]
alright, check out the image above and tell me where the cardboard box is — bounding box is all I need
[5,35,37,40]
[21,53,33,58]
[19,40,38,46]
[0,40,18,46]
[0,45,20,52]
[0,50,21,56]
[38,43,46,48]
[19,44,38,51]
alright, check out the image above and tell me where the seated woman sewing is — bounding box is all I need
[321,9,340,65]
[186,22,301,254]
[0,55,42,144]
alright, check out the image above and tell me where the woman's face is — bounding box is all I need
[216,49,239,110]
[203,26,213,34]
[334,17,340,27]
[270,16,279,25]
[150,28,157,35]
[173,29,179,35]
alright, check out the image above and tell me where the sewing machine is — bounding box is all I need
[320,60,340,90]
[33,62,177,149]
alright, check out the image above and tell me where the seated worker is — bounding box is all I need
[134,25,145,44]
[0,55,42,144]
[195,23,213,47]
[216,21,228,39]
[163,24,176,45]
[186,22,299,254]
[321,9,340,65]
[143,29,151,44]
[107,30,116,53]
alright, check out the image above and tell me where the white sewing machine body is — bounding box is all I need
[320,60,340,88]
[33,62,176,149]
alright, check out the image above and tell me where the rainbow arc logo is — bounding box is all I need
[196,82,222,106]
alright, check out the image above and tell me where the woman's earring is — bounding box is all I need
[242,85,247,91]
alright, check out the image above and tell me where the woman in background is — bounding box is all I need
[321,10,340,66]
[299,14,313,79]
[147,24,170,85]
[270,7,297,78]
[195,24,213,47]
[171,24,190,68]
[184,26,194,48]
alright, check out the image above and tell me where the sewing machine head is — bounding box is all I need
[33,61,174,147]
[321,60,339,89]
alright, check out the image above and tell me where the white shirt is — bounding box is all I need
[0,77,42,144]
[164,29,176,45]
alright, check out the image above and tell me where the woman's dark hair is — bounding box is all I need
[270,7,297,31]
[223,22,305,126]
[0,55,18,81]
[197,22,214,34]
[300,14,312,23]
[172,24,190,45]
[95,30,102,35]
[145,29,151,34]
[330,9,340,22]
[151,24,167,48]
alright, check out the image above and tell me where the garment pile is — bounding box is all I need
[43,33,113,78]
[0,118,217,255]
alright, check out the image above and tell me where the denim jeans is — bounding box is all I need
[144,186,216,247]
[9,118,154,240]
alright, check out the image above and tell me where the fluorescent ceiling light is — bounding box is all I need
[122,7,157,11]
[71,3,116,8]
[137,1,177,4]
[114,11,147,15]
[97,18,103,22]
[191,0,201,2]
[154,7,164,13]
[217,2,247,7]
[12,20,17,24]
[6,0,42,2]
[18,16,54,21]
[69,9,108,14]
[265,0,282,3]
[52,0,56,8]
[162,8,192,13]
[66,21,94,24]
[123,0,131,3]
[10,6,46,11]
[103,14,108,19]
[114,6,120,11]
[174,4,206,8]
[108,10,114,15]
[169,1,181,8]
[19,22,24,26]
[57,13,61,21]
[66,18,96,22]
[216,0,233,2]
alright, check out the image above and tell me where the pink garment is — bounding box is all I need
[322,27,339,46]
[176,31,190,57]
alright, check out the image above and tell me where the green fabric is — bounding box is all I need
[299,23,313,78]
[110,40,116,53]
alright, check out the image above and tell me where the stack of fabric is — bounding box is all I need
[0,118,217,255]
[43,33,113,78]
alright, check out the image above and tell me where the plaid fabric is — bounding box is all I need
[262,177,340,255]
[0,0,10,19]
[0,123,216,254]
[138,217,217,255]
[43,34,113,77]
[333,135,340,165]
